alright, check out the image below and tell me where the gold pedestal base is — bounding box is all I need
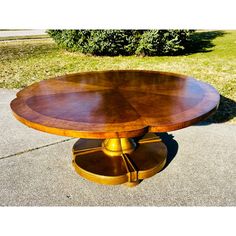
[72,133,167,187]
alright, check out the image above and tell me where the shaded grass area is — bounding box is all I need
[0,31,235,123]
[186,30,226,53]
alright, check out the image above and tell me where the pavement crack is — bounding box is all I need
[0,138,75,160]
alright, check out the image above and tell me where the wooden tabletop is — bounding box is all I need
[10,70,220,138]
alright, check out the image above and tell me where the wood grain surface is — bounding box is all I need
[10,70,220,138]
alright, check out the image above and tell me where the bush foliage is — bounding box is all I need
[47,30,193,56]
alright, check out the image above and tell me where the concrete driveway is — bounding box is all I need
[0,30,46,37]
[0,88,235,206]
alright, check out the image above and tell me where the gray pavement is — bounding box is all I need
[0,88,235,206]
[0,30,46,37]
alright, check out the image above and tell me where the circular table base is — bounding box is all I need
[72,134,167,187]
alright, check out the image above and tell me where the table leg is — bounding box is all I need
[72,133,167,187]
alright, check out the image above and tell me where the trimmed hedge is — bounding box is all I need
[47,30,193,56]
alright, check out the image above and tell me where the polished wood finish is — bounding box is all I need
[10,70,220,186]
[72,133,167,186]
[10,70,220,139]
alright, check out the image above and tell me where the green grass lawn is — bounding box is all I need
[0,30,235,123]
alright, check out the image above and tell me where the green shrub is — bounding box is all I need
[136,30,193,56]
[85,30,142,56]
[47,30,91,53]
[47,29,193,56]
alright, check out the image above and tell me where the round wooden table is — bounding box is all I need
[10,70,220,187]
